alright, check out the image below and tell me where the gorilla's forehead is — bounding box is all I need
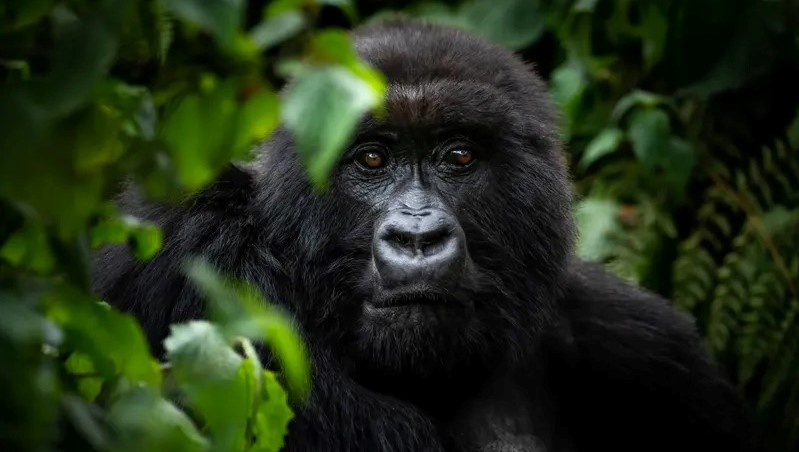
[382,80,519,132]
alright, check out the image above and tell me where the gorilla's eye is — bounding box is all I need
[356,149,387,169]
[444,149,475,167]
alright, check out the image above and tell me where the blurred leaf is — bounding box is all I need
[164,321,249,451]
[0,223,55,274]
[549,63,587,141]
[46,292,161,388]
[626,108,670,172]
[161,81,279,190]
[162,0,244,49]
[459,0,545,49]
[109,387,209,452]
[611,90,670,122]
[39,2,130,118]
[283,66,382,188]
[580,128,624,169]
[574,198,621,262]
[65,352,103,401]
[184,259,311,400]
[250,371,294,452]
[250,11,305,50]
[61,393,112,450]
[639,4,668,72]
[573,0,599,13]
[662,136,695,195]
[91,213,164,260]
[0,0,54,30]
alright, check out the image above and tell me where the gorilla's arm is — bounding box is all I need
[552,262,756,452]
[91,167,446,452]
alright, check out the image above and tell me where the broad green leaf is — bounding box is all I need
[161,80,279,190]
[46,291,161,388]
[579,128,625,169]
[250,371,294,452]
[282,66,382,188]
[574,198,621,262]
[184,259,311,400]
[109,387,209,452]
[626,108,671,172]
[162,0,244,49]
[164,321,249,452]
[611,90,670,122]
[250,11,305,50]
[549,64,586,140]
[458,0,545,49]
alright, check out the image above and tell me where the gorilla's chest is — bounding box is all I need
[445,373,573,452]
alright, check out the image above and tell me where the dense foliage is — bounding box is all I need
[1,0,797,451]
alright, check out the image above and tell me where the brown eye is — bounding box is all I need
[357,149,387,169]
[445,149,474,166]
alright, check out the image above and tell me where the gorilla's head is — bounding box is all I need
[254,20,575,380]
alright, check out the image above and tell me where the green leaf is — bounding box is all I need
[162,0,244,49]
[458,0,545,49]
[183,259,311,400]
[639,4,668,72]
[0,0,54,31]
[549,64,586,140]
[161,80,279,190]
[611,90,670,122]
[40,2,129,118]
[250,11,305,50]
[109,387,209,452]
[250,371,294,452]
[574,198,621,262]
[65,352,103,401]
[0,223,55,274]
[46,291,161,388]
[661,136,695,195]
[579,128,624,169]
[787,107,799,149]
[164,321,249,451]
[282,66,382,189]
[626,108,670,172]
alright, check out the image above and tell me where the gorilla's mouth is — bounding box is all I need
[370,289,455,309]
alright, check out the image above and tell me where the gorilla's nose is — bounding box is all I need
[373,208,466,288]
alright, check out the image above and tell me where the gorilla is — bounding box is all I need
[93,20,756,452]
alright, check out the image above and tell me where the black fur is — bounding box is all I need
[93,20,755,451]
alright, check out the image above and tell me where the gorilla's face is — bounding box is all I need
[259,22,575,378]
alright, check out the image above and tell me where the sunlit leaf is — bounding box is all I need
[0,223,55,274]
[46,291,161,388]
[611,90,671,122]
[580,128,625,169]
[574,198,621,262]
[251,371,294,452]
[64,352,103,401]
[164,321,249,452]
[183,259,311,400]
